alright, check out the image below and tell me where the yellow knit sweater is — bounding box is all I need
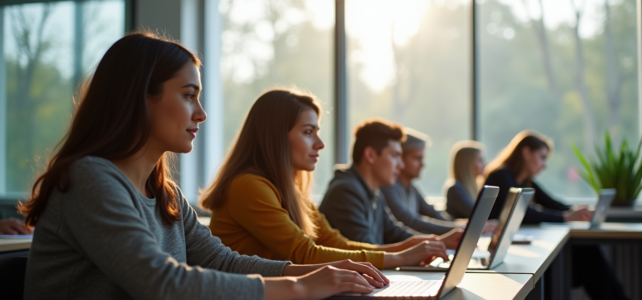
[209,173,385,269]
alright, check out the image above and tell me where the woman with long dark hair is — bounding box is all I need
[19,32,388,300]
[200,89,451,270]
[484,130,629,300]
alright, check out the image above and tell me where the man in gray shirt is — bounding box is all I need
[380,129,460,235]
[319,119,461,248]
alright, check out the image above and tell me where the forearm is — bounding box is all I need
[264,277,301,300]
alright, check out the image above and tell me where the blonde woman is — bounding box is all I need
[445,141,486,219]
[200,89,450,271]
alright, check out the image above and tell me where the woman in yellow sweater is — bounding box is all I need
[200,89,453,270]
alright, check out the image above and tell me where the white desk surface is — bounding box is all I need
[0,238,32,252]
[466,227,569,285]
[562,222,642,239]
[382,271,533,300]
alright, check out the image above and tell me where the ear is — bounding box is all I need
[363,146,377,164]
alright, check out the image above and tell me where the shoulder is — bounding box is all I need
[486,168,514,183]
[447,181,465,193]
[66,156,131,193]
[227,173,281,204]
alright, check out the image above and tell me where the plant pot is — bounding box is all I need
[611,199,636,208]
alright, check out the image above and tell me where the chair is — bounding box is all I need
[0,256,28,300]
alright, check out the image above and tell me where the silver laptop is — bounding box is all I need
[401,187,533,271]
[330,186,499,299]
[540,189,616,229]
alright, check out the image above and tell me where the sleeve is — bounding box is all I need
[312,209,380,251]
[416,195,447,221]
[227,176,385,269]
[531,181,571,211]
[63,160,268,300]
[179,192,288,277]
[445,184,476,219]
[381,201,414,244]
[381,186,454,235]
[319,183,381,245]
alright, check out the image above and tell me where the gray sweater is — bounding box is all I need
[445,180,476,219]
[319,165,413,245]
[25,156,288,300]
[380,180,457,235]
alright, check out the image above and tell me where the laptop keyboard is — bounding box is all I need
[373,280,439,297]
[335,280,440,298]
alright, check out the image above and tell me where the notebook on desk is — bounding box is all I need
[540,189,616,230]
[400,187,533,271]
[329,186,499,299]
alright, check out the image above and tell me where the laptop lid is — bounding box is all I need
[486,188,534,269]
[589,189,615,228]
[435,185,499,298]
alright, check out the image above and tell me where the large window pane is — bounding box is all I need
[346,0,472,196]
[220,0,334,200]
[1,1,126,195]
[479,0,638,198]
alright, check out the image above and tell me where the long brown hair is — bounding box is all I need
[447,140,485,200]
[484,130,554,180]
[200,89,320,238]
[19,32,200,226]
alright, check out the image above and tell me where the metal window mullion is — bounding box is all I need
[471,0,478,141]
[0,7,6,193]
[334,0,347,164]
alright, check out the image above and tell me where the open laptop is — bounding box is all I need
[400,187,534,271]
[540,189,616,229]
[330,186,499,299]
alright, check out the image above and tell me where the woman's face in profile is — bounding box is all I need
[524,147,548,177]
[289,109,325,172]
[147,63,207,154]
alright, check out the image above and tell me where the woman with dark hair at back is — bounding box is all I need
[19,32,389,300]
[200,89,451,270]
[484,130,629,300]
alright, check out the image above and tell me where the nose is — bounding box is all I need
[194,101,207,123]
[314,135,325,150]
[398,158,405,170]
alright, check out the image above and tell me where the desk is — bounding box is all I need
[467,228,569,287]
[0,238,31,252]
[566,222,642,239]
[382,271,533,300]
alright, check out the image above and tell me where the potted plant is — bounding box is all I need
[572,132,642,207]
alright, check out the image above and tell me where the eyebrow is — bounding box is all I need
[182,83,201,91]
[303,123,319,129]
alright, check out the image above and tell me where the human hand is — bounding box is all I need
[0,218,32,235]
[435,228,464,249]
[282,259,388,287]
[384,240,448,268]
[563,208,592,222]
[265,265,377,300]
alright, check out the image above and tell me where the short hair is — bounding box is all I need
[352,118,406,164]
[401,127,432,154]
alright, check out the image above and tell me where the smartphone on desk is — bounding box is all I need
[511,234,533,245]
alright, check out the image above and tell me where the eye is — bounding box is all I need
[304,129,313,135]
[185,93,195,101]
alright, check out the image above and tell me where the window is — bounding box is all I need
[478,0,639,198]
[220,0,335,199]
[346,0,471,196]
[0,0,127,196]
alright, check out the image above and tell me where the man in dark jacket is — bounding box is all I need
[319,118,461,249]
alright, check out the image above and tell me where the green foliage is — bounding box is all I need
[572,132,642,202]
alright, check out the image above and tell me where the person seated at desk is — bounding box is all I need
[17,32,389,300]
[445,140,487,219]
[201,89,449,271]
[381,130,495,235]
[0,218,31,235]
[483,130,629,300]
[319,119,462,249]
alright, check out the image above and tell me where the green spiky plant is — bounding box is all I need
[572,132,642,206]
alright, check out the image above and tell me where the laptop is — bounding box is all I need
[330,185,499,299]
[401,187,533,271]
[540,189,616,229]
